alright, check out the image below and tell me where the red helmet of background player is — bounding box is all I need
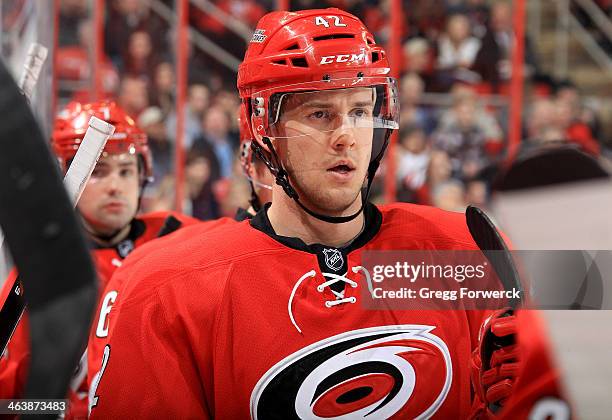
[238,105,272,211]
[237,8,399,223]
[52,101,153,183]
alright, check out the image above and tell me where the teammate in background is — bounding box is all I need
[235,107,274,220]
[86,107,269,398]
[0,101,198,418]
[90,9,569,418]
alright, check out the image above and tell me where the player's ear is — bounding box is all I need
[251,117,272,153]
[247,160,257,179]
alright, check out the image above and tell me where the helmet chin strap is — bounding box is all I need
[252,137,380,224]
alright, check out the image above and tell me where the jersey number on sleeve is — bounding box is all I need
[88,344,110,413]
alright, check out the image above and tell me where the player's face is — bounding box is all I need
[78,153,140,236]
[274,87,374,215]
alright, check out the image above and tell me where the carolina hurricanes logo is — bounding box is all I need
[250,325,452,419]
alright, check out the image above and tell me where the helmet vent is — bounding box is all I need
[313,34,355,41]
[284,43,299,50]
[372,51,380,62]
[273,59,288,65]
[291,57,308,67]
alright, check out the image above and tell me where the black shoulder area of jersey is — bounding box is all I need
[234,207,253,222]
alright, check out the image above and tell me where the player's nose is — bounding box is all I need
[330,116,356,151]
[103,171,122,194]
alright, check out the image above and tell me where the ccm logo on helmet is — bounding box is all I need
[319,53,366,65]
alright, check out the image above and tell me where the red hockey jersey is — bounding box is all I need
[91,203,494,419]
[87,217,236,394]
[0,211,197,418]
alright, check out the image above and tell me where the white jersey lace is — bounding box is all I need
[287,265,374,334]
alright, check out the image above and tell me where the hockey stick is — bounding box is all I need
[466,206,523,309]
[466,206,525,414]
[0,57,113,406]
[19,43,49,102]
[0,43,49,288]
[0,115,113,356]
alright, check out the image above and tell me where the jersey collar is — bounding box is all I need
[249,201,382,255]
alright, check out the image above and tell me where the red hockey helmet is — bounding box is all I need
[238,104,272,211]
[52,101,153,183]
[237,8,398,143]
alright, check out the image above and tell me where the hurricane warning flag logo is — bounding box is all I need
[323,248,343,272]
[250,325,452,419]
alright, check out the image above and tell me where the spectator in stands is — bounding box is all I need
[473,0,538,86]
[105,0,167,67]
[146,146,221,219]
[525,97,561,143]
[122,30,160,79]
[432,179,467,211]
[58,0,88,47]
[555,98,600,156]
[465,178,488,208]
[193,106,236,179]
[555,80,604,142]
[166,84,210,150]
[402,38,435,89]
[211,89,241,147]
[397,126,430,203]
[435,13,481,90]
[149,62,175,116]
[413,150,453,205]
[185,143,223,221]
[433,85,503,178]
[399,72,436,134]
[117,76,149,118]
[438,13,480,62]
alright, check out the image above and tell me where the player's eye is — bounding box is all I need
[120,168,136,177]
[91,167,108,178]
[351,108,371,118]
[308,110,331,120]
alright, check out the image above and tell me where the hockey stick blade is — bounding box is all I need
[466,205,523,309]
[0,58,98,408]
[64,116,115,204]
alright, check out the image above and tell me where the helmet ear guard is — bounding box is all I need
[238,102,274,211]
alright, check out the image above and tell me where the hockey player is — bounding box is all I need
[86,107,267,398]
[89,9,569,419]
[0,101,198,417]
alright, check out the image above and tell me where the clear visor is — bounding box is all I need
[252,77,399,141]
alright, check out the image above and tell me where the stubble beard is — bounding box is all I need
[285,165,364,216]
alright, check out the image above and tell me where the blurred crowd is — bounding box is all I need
[54,0,610,218]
